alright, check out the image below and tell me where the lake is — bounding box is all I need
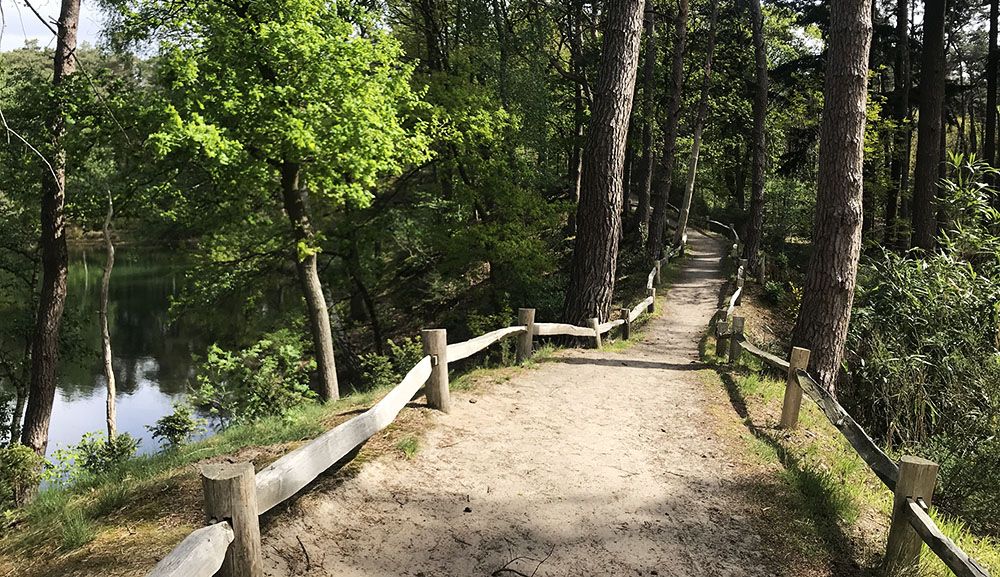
[38,247,203,458]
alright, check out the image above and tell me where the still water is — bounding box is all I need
[44,247,203,458]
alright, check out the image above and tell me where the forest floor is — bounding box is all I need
[260,230,839,577]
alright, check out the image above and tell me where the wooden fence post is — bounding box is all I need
[620,308,631,340]
[647,287,656,313]
[654,260,662,286]
[736,259,747,305]
[779,347,811,429]
[588,318,602,349]
[715,310,728,358]
[516,308,535,363]
[758,253,766,284]
[422,329,451,413]
[201,462,262,577]
[883,456,940,576]
[728,317,745,364]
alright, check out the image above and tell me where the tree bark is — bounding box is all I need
[633,5,657,239]
[790,0,872,394]
[887,0,911,245]
[646,0,689,259]
[743,0,768,273]
[673,0,720,247]
[567,0,586,236]
[910,0,947,250]
[987,0,998,168]
[564,0,646,325]
[101,194,117,439]
[280,163,339,401]
[20,0,79,455]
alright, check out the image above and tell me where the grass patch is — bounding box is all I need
[395,436,420,459]
[715,352,1000,576]
[58,508,94,551]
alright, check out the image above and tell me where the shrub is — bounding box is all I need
[387,336,424,375]
[46,432,139,484]
[0,443,44,510]
[191,329,317,425]
[147,404,205,448]
[360,353,397,390]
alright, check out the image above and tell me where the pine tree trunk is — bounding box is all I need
[566,0,586,236]
[646,0,688,259]
[987,0,998,168]
[674,0,720,247]
[743,0,768,273]
[20,0,79,455]
[280,163,339,401]
[564,0,646,325]
[911,0,947,250]
[790,0,872,394]
[101,195,117,439]
[633,5,657,239]
[887,0,911,245]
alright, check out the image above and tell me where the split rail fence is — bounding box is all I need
[708,221,991,577]
[145,244,683,577]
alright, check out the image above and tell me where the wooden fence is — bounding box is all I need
[145,244,683,577]
[710,222,991,577]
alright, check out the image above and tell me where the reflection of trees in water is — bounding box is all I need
[58,248,201,401]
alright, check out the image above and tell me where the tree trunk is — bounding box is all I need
[20,0,79,455]
[633,5,657,239]
[674,0,720,247]
[646,0,689,259]
[790,0,872,394]
[564,0,646,325]
[567,0,586,236]
[280,163,339,401]
[743,0,768,273]
[910,0,947,251]
[887,0,911,245]
[987,0,998,168]
[100,194,117,439]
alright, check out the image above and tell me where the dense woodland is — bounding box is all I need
[3,0,1000,562]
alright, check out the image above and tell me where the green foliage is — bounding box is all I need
[146,404,205,449]
[190,329,318,425]
[395,436,419,459]
[58,507,95,551]
[847,158,1000,533]
[0,444,44,510]
[46,433,139,484]
[359,336,424,391]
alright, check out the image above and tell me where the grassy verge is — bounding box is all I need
[705,345,1000,576]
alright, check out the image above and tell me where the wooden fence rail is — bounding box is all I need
[145,239,687,577]
[712,222,990,577]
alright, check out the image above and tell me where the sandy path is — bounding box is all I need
[262,230,774,577]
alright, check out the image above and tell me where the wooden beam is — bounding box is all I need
[904,498,991,577]
[147,522,233,577]
[447,326,526,363]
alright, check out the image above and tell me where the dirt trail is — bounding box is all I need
[263,230,777,577]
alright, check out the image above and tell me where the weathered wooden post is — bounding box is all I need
[728,316,745,364]
[587,318,602,349]
[883,456,939,576]
[654,260,662,286]
[779,347,811,429]
[201,462,262,577]
[714,310,728,358]
[422,329,451,413]
[620,308,631,340]
[516,308,535,363]
[647,287,656,313]
[758,253,766,284]
[736,259,748,305]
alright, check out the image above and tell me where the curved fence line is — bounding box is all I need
[712,221,990,577]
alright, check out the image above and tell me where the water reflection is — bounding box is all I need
[44,246,204,457]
